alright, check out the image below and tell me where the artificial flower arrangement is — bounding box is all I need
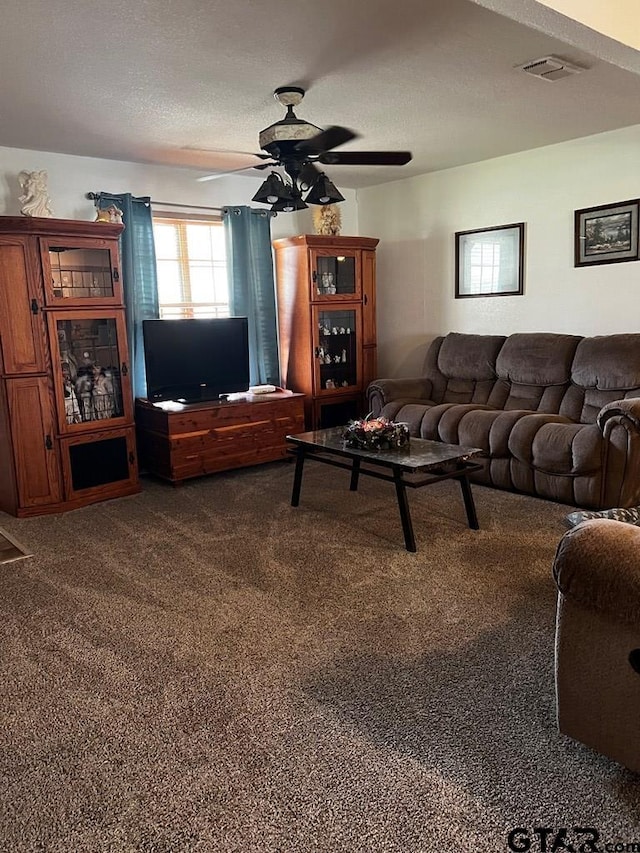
[343,415,410,451]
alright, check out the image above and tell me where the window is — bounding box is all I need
[152,215,229,318]
[468,240,501,294]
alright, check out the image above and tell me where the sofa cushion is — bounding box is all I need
[509,416,603,476]
[434,406,533,456]
[488,333,581,414]
[380,401,437,434]
[437,333,505,381]
[494,333,581,386]
[571,334,640,391]
[428,333,505,406]
[561,334,640,424]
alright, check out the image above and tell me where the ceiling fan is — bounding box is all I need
[196,86,412,211]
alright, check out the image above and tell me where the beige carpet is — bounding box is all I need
[0,462,639,852]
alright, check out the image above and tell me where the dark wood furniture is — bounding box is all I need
[135,392,305,485]
[273,235,378,430]
[0,216,140,517]
[286,427,483,552]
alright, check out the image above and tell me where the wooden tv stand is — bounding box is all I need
[135,392,305,485]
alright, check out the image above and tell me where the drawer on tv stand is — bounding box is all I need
[135,393,305,483]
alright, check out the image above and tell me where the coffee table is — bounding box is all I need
[286,427,484,552]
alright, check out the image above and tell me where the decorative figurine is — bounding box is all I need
[312,204,342,236]
[92,365,116,419]
[321,272,334,293]
[18,170,53,217]
[95,204,123,224]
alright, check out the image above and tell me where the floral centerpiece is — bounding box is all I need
[343,415,410,451]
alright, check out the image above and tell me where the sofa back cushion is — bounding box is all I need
[488,333,582,413]
[560,334,640,423]
[426,333,506,405]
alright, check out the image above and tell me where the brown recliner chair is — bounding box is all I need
[553,518,640,772]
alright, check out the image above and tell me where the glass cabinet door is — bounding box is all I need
[310,250,361,300]
[47,310,133,433]
[40,237,123,306]
[314,306,361,395]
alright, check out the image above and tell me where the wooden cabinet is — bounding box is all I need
[0,216,140,517]
[273,235,379,429]
[135,392,305,485]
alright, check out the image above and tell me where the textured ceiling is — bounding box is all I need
[1,0,640,188]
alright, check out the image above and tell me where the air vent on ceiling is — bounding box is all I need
[516,55,584,82]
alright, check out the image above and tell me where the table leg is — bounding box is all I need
[393,466,416,552]
[291,449,306,507]
[350,458,361,491]
[458,474,479,529]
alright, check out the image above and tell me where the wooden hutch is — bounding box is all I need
[273,234,378,429]
[0,216,140,517]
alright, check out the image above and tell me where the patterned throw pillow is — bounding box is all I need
[565,506,640,528]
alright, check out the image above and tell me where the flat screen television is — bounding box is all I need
[142,317,250,403]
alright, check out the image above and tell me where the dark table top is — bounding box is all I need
[286,427,482,473]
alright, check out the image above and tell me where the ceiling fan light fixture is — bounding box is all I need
[271,192,308,212]
[252,172,288,205]
[304,173,345,206]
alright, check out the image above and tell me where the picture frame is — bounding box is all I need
[455,223,525,299]
[574,199,639,266]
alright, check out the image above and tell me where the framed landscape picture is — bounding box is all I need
[574,199,639,266]
[455,223,525,298]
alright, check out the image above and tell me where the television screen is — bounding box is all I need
[142,317,250,403]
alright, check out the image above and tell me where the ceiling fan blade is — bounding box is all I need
[196,162,276,182]
[183,146,271,160]
[318,151,413,166]
[295,125,358,156]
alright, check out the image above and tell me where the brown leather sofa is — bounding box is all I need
[366,332,640,509]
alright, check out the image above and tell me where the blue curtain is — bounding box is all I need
[222,206,280,386]
[95,192,159,399]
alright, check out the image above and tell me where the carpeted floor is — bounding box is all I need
[0,461,638,852]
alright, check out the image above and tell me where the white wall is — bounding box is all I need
[0,146,359,239]
[358,123,640,378]
[536,0,640,50]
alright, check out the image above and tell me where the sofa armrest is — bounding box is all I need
[366,377,434,417]
[553,519,640,624]
[596,397,640,508]
[597,396,640,433]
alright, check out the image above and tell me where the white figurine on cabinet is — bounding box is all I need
[18,170,53,217]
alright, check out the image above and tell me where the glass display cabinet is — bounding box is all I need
[311,250,361,299]
[0,217,139,517]
[48,310,132,432]
[314,307,360,393]
[273,235,378,429]
[40,236,123,306]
